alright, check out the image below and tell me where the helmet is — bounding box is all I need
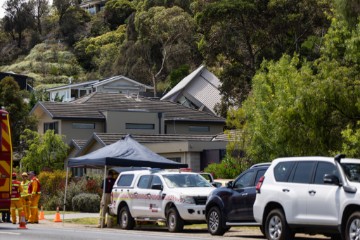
[12,173,17,177]
[21,172,28,177]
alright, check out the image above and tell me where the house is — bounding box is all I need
[80,0,107,15]
[68,132,228,175]
[161,65,222,116]
[0,72,34,91]
[46,75,154,102]
[30,92,226,144]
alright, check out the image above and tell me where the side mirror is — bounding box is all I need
[212,182,222,188]
[151,184,163,190]
[226,181,233,188]
[323,174,340,185]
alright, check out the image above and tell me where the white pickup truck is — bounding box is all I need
[109,169,215,232]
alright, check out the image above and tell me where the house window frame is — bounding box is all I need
[126,123,155,130]
[72,123,95,129]
[44,121,59,134]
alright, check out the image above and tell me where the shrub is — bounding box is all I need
[72,193,100,213]
[204,155,249,179]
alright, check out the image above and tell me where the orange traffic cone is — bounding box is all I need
[18,211,27,229]
[53,207,62,223]
[39,206,45,220]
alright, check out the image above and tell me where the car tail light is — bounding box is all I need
[256,176,265,193]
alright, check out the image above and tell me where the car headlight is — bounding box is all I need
[180,195,195,204]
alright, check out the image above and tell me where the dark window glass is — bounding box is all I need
[234,171,254,188]
[137,175,151,189]
[117,174,134,187]
[189,126,210,132]
[291,162,316,183]
[126,123,155,130]
[274,161,295,182]
[44,122,59,134]
[255,169,267,184]
[314,162,338,184]
[150,175,162,187]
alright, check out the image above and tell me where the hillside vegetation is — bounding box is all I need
[1,0,360,166]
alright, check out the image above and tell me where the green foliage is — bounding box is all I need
[20,129,69,173]
[105,0,136,30]
[168,64,190,88]
[204,154,248,179]
[74,25,126,74]
[341,123,360,157]
[38,170,67,209]
[72,193,100,212]
[0,77,37,150]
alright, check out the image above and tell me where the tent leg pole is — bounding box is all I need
[63,167,69,225]
[101,165,107,229]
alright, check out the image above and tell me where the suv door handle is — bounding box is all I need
[309,190,316,195]
[241,193,248,196]
[282,189,290,192]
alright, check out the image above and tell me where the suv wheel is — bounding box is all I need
[167,207,184,232]
[118,206,135,230]
[265,209,294,240]
[207,206,228,235]
[346,211,360,240]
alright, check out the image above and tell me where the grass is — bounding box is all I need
[64,217,98,225]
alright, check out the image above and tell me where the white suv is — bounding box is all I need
[109,169,215,232]
[253,154,360,240]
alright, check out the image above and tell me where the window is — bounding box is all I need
[117,174,134,187]
[314,162,338,184]
[44,122,59,134]
[234,171,254,188]
[150,175,162,187]
[274,161,295,182]
[189,126,210,132]
[72,123,95,129]
[290,161,316,184]
[137,175,151,188]
[255,169,267,184]
[126,123,155,130]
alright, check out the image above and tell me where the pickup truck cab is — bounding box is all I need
[109,169,215,232]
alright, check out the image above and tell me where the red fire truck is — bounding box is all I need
[0,109,12,212]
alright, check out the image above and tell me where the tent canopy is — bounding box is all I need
[68,135,188,169]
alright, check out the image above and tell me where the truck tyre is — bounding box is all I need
[167,207,184,232]
[207,206,228,235]
[346,211,360,240]
[118,206,135,230]
[265,209,294,240]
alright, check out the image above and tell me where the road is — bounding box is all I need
[0,219,332,240]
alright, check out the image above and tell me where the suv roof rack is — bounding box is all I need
[250,162,271,169]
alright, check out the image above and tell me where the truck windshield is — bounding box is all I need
[163,174,213,188]
[341,163,360,182]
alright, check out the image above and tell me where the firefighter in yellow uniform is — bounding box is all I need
[11,173,23,224]
[20,172,31,221]
[28,171,41,224]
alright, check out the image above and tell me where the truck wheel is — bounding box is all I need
[265,209,294,240]
[207,206,227,235]
[346,211,360,240]
[118,206,135,230]
[167,207,184,232]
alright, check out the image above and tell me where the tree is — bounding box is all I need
[197,0,330,115]
[115,6,198,96]
[235,16,360,162]
[104,0,135,30]
[30,0,49,34]
[0,77,37,152]
[20,129,69,173]
[3,0,36,47]
[52,0,72,23]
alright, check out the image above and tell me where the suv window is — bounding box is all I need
[138,175,151,189]
[117,174,134,187]
[290,161,316,183]
[234,171,254,188]
[274,161,295,182]
[255,169,267,184]
[314,162,338,184]
[150,175,162,187]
